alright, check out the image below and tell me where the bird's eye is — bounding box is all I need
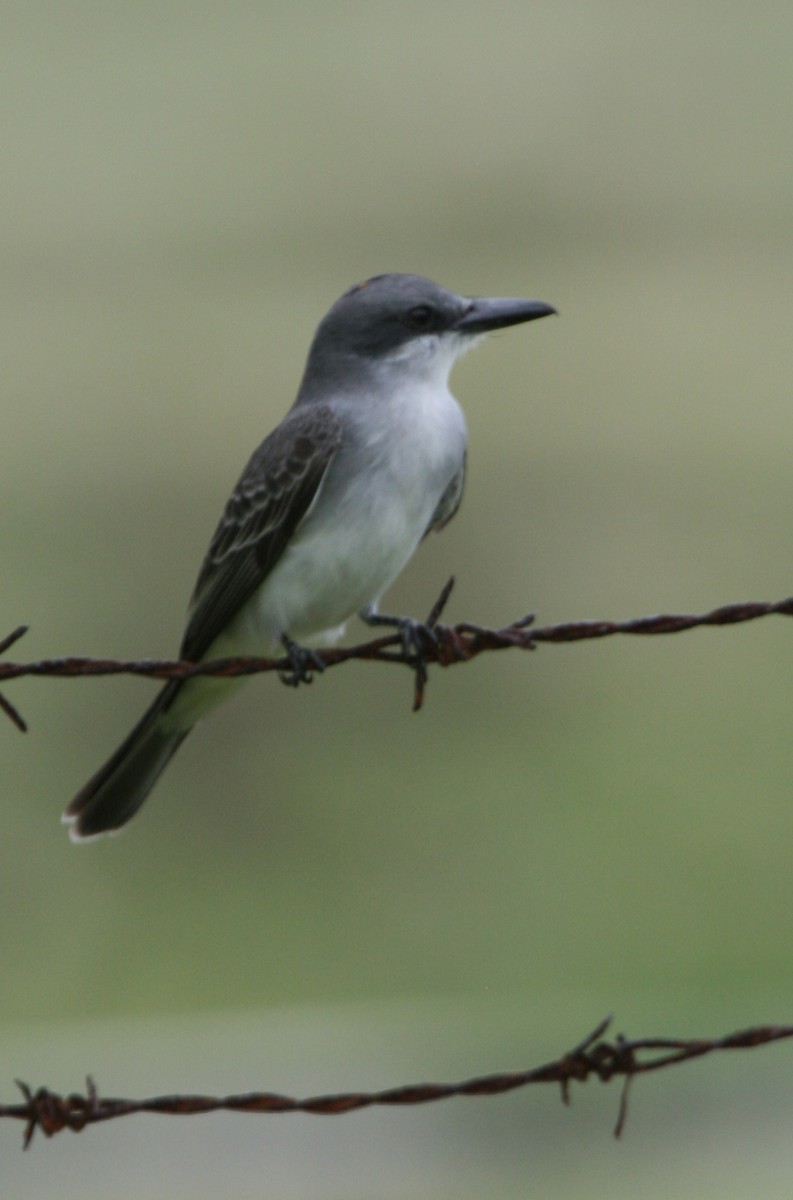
[403,304,435,331]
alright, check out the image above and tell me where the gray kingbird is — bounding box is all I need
[64,273,555,840]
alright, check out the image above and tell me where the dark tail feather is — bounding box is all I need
[63,680,191,841]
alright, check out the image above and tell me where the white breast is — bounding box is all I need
[223,373,467,652]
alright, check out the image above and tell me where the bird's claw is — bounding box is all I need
[359,611,442,710]
[278,636,326,688]
[393,617,440,662]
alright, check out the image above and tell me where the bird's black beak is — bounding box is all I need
[455,297,557,335]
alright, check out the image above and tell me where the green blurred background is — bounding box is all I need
[4,2,793,1195]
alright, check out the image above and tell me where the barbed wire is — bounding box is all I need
[4,591,793,1149]
[2,1018,791,1148]
[2,580,793,730]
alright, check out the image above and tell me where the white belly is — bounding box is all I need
[214,378,466,653]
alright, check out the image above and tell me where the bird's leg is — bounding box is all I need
[359,605,443,712]
[359,578,455,662]
[278,634,326,688]
[358,606,440,662]
[361,581,457,712]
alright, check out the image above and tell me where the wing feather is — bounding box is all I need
[424,454,466,536]
[180,404,342,660]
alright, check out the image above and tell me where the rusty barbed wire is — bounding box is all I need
[2,1018,791,1148]
[2,581,793,730]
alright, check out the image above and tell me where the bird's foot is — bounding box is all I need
[360,579,458,711]
[360,609,440,657]
[278,635,326,688]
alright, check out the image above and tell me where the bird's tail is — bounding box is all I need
[63,680,192,841]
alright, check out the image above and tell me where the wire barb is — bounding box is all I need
[0,626,29,732]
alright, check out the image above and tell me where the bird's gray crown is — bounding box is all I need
[311,274,468,361]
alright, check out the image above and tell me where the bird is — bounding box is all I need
[64,273,555,840]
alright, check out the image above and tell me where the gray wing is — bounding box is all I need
[425,453,466,536]
[180,404,342,661]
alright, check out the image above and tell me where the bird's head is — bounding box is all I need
[299,273,556,395]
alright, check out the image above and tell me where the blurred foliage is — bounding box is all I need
[3,2,793,1195]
